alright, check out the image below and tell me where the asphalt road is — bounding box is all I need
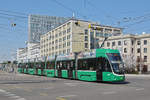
[0,72,150,100]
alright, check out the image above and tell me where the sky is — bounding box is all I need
[0,0,150,62]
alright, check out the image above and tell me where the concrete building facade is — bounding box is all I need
[40,19,122,57]
[27,42,40,61]
[17,48,28,63]
[99,34,150,73]
[28,15,70,43]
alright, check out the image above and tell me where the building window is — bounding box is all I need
[131,40,134,45]
[55,40,58,44]
[85,29,88,35]
[63,37,66,41]
[67,49,70,54]
[59,32,62,36]
[124,48,127,53]
[85,43,88,48]
[67,35,70,39]
[144,40,147,45]
[144,48,147,53]
[107,42,110,47]
[137,48,140,53]
[112,42,115,46]
[59,45,62,49]
[131,48,134,53]
[137,41,140,45]
[63,43,66,48]
[67,28,71,33]
[85,36,88,41]
[124,40,127,45]
[63,30,66,35]
[118,41,121,46]
[55,46,58,49]
[67,42,70,46]
[63,50,66,54]
[55,34,58,38]
[144,56,147,62]
[59,38,62,42]
[137,56,140,62]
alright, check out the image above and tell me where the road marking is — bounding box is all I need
[102,91,117,95]
[136,88,144,91]
[0,88,26,100]
[59,95,77,98]
[9,96,20,98]
[16,98,26,100]
[24,88,32,92]
[5,93,16,96]
[43,87,54,89]
[0,89,6,93]
[64,83,78,86]
[56,97,66,100]
[40,93,48,96]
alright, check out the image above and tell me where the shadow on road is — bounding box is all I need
[0,79,59,84]
[99,81,130,85]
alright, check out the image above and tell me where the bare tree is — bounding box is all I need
[122,54,136,73]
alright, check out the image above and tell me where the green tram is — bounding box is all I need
[18,49,125,82]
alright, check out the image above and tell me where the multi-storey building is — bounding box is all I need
[28,15,70,43]
[99,33,150,73]
[27,42,40,61]
[17,15,70,62]
[40,19,122,57]
[17,48,28,63]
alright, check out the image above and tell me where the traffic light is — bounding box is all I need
[11,23,16,27]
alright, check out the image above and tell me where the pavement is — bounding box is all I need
[125,74,150,77]
[0,71,150,100]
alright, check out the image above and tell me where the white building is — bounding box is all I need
[17,48,28,63]
[99,33,150,73]
[27,42,40,61]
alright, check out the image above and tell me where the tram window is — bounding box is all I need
[62,61,67,69]
[78,59,95,70]
[41,62,45,68]
[56,61,61,69]
[70,61,75,69]
[87,58,97,70]
[103,58,111,72]
[47,61,54,69]
[97,57,111,72]
[97,58,103,71]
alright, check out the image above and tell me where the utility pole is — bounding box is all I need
[54,55,57,77]
[74,52,80,79]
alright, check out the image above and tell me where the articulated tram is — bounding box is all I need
[18,49,125,82]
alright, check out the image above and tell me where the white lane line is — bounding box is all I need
[16,98,26,100]
[59,95,77,98]
[0,89,6,93]
[43,87,54,89]
[5,93,16,96]
[136,88,144,91]
[0,88,26,100]
[102,91,117,95]
[9,96,20,98]
[64,83,78,86]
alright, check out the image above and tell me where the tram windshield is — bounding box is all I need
[107,53,124,74]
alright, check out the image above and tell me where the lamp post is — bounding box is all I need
[54,55,57,77]
[74,52,80,79]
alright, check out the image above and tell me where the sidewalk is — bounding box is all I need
[125,74,150,77]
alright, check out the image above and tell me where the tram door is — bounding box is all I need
[68,67,73,79]
[96,58,103,81]
[57,62,62,77]
[68,61,74,79]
